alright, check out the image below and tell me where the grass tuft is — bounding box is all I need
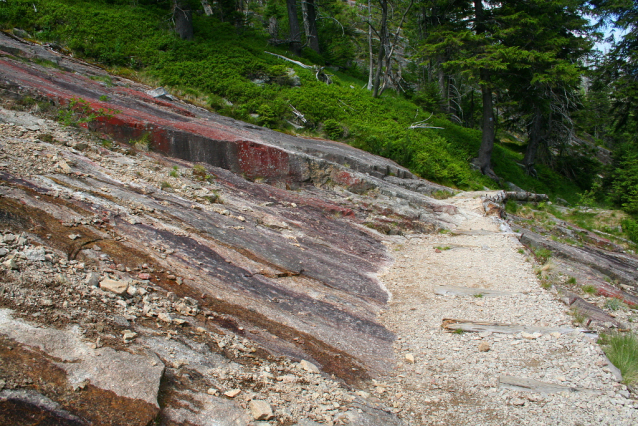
[582,284,597,294]
[599,332,638,385]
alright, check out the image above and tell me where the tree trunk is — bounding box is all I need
[475,68,496,176]
[286,0,302,55]
[372,0,388,98]
[437,64,448,114]
[302,0,320,54]
[173,0,194,40]
[367,0,374,91]
[268,15,279,38]
[201,0,213,15]
[472,0,496,178]
[523,106,543,176]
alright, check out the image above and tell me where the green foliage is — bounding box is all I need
[256,104,278,128]
[582,284,597,294]
[132,133,152,150]
[605,297,626,311]
[613,152,638,215]
[0,0,601,200]
[621,218,638,244]
[57,97,120,127]
[323,119,343,140]
[505,200,519,215]
[533,248,552,264]
[599,332,638,385]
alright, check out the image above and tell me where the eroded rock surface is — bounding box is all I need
[0,31,471,425]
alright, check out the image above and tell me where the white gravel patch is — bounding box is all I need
[375,195,638,425]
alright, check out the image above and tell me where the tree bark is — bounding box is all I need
[302,0,320,54]
[286,0,302,55]
[472,0,496,178]
[200,0,213,16]
[268,15,279,38]
[523,106,543,176]
[437,64,448,114]
[173,0,194,40]
[475,68,495,176]
[372,0,388,98]
[367,0,374,90]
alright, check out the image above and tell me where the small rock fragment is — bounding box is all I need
[207,388,218,395]
[405,353,415,364]
[158,312,173,323]
[249,400,274,420]
[23,247,46,261]
[99,278,129,295]
[68,234,81,240]
[224,389,241,398]
[85,272,101,287]
[3,258,18,270]
[511,397,525,406]
[550,332,561,339]
[521,332,540,340]
[122,330,137,341]
[478,341,490,352]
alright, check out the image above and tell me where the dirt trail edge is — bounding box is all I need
[375,192,638,426]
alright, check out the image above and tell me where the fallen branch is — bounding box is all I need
[265,51,312,69]
[289,104,306,124]
[408,112,444,130]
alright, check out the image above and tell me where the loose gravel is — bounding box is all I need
[375,194,638,425]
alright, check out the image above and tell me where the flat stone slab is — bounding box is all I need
[0,309,164,407]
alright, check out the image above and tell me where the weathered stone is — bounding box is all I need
[3,258,18,270]
[248,399,274,420]
[99,279,129,295]
[122,330,137,341]
[85,271,102,286]
[163,390,252,426]
[224,389,241,398]
[405,353,415,364]
[478,341,490,352]
[299,360,320,374]
[158,312,173,323]
[23,247,46,261]
[0,309,164,421]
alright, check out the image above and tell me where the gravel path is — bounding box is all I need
[375,193,638,425]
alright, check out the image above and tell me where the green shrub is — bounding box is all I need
[257,104,278,128]
[323,119,343,140]
[622,218,638,243]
